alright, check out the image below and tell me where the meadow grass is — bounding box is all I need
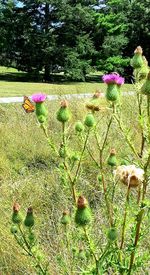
[0,92,149,274]
[0,66,131,97]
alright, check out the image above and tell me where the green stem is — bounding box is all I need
[147,95,150,134]
[120,185,130,250]
[41,123,57,154]
[128,208,144,274]
[98,114,114,227]
[83,227,100,275]
[114,115,141,162]
[18,226,46,274]
[128,151,150,273]
[86,145,100,168]
[72,129,90,185]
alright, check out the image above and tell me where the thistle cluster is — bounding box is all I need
[14,46,150,274]
[11,203,47,274]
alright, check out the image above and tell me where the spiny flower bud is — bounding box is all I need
[134,56,149,81]
[102,73,124,102]
[107,227,118,241]
[71,152,80,162]
[97,174,102,183]
[75,196,92,226]
[61,210,70,225]
[10,225,18,234]
[107,149,117,167]
[24,207,34,227]
[141,71,150,95]
[75,121,84,132]
[59,143,67,158]
[12,202,22,224]
[31,93,48,124]
[131,46,144,69]
[84,113,95,128]
[56,100,71,123]
[106,84,120,102]
[78,248,86,260]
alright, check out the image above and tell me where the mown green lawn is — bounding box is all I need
[0,66,132,97]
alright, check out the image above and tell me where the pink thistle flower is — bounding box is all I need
[31,93,47,103]
[102,73,124,85]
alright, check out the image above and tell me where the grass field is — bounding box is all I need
[0,66,132,97]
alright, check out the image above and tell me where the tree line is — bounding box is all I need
[0,0,150,81]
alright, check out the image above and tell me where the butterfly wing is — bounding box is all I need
[22,96,35,113]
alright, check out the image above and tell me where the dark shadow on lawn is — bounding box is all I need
[0,71,103,84]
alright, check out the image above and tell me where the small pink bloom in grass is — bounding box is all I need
[31,93,47,103]
[102,73,125,85]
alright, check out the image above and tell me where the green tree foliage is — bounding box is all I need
[94,0,130,73]
[0,0,150,81]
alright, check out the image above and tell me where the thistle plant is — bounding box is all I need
[11,46,150,274]
[11,203,49,274]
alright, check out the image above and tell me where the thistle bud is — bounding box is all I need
[131,46,144,69]
[107,149,117,167]
[75,121,84,132]
[71,152,80,162]
[31,94,48,124]
[107,227,118,241]
[102,73,124,102]
[75,196,92,226]
[106,84,120,102]
[59,143,67,158]
[97,174,102,183]
[134,56,149,81]
[78,248,86,260]
[10,225,18,234]
[141,71,150,95]
[56,100,71,123]
[12,202,22,224]
[24,207,34,227]
[61,211,70,225]
[84,113,95,128]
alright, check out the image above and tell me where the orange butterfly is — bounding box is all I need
[22,96,35,113]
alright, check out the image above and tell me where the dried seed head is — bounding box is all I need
[93,90,102,98]
[61,210,70,225]
[134,46,143,55]
[114,165,144,188]
[63,210,69,216]
[110,148,116,155]
[27,207,33,214]
[77,196,87,209]
[61,100,68,108]
[24,206,34,227]
[13,202,20,213]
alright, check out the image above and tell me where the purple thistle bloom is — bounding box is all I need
[102,73,124,85]
[32,93,47,103]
